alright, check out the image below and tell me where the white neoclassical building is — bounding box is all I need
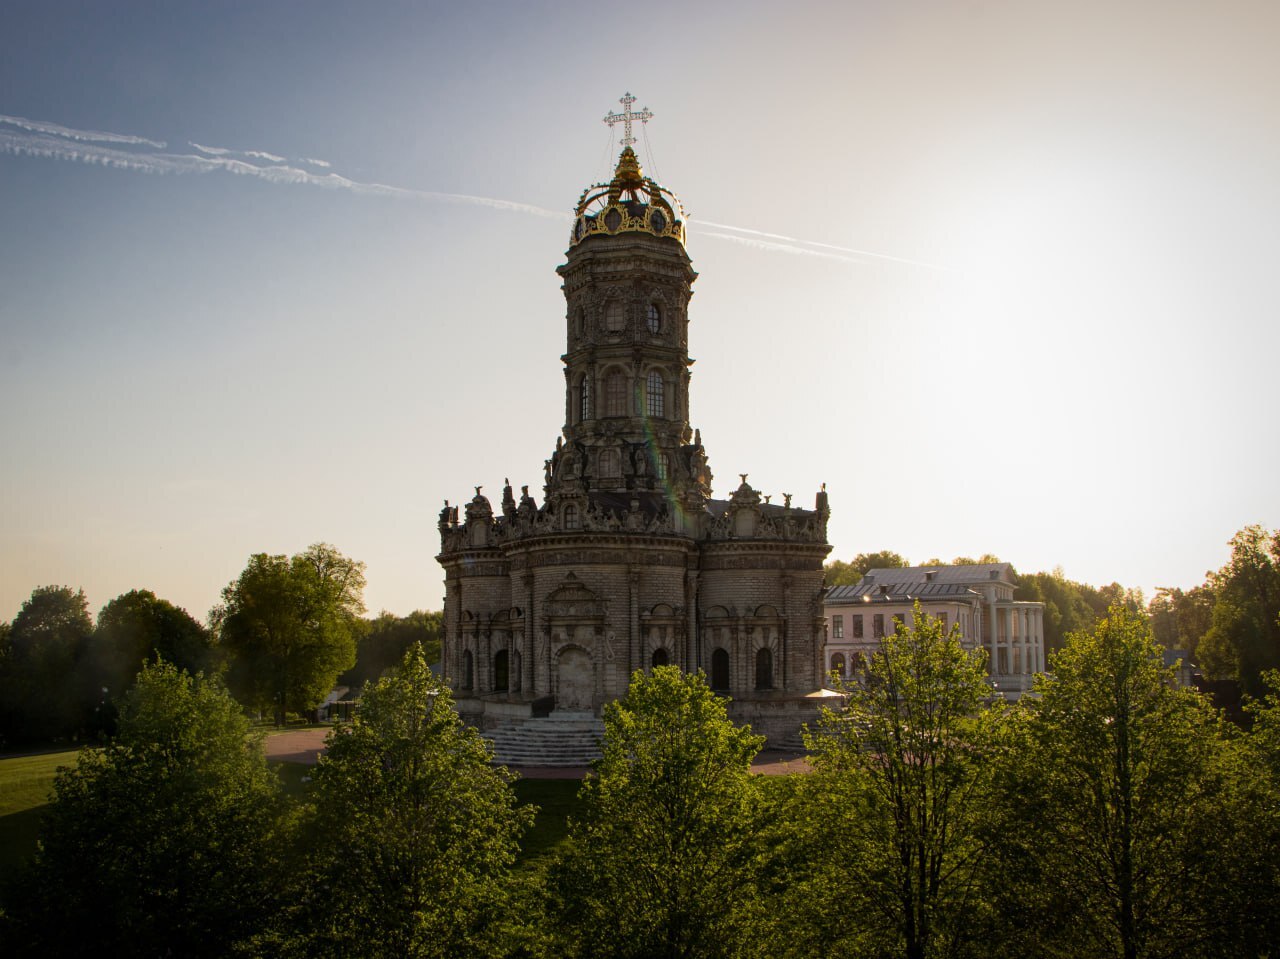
[823,563,1046,699]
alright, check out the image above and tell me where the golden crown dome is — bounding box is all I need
[570,147,686,248]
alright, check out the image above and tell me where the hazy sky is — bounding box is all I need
[3,0,1278,624]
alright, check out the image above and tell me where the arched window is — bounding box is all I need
[711,648,730,691]
[606,371,627,417]
[564,504,580,530]
[651,648,669,668]
[605,299,625,333]
[646,371,664,418]
[755,647,774,690]
[656,453,669,481]
[831,652,847,680]
[599,448,621,478]
[463,650,474,691]
[576,307,586,337]
[579,376,591,422]
[646,302,662,333]
[493,649,509,692]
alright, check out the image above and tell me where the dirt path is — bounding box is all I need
[264,728,812,780]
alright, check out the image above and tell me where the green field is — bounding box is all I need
[0,749,583,900]
[0,749,78,877]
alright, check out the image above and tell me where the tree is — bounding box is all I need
[550,666,767,959]
[986,607,1255,959]
[1147,584,1214,660]
[1199,525,1280,695]
[4,662,284,955]
[1014,568,1106,656]
[0,585,95,741]
[1236,670,1280,952]
[216,542,365,721]
[340,609,443,690]
[90,589,210,706]
[294,643,531,958]
[921,553,1003,567]
[825,550,909,587]
[805,602,995,959]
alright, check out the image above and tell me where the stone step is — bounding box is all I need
[483,717,605,767]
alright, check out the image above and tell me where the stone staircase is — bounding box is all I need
[483,712,605,767]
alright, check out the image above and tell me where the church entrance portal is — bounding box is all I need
[557,646,593,709]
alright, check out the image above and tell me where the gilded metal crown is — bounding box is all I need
[569,147,686,248]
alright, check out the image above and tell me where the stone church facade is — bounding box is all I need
[437,145,834,744]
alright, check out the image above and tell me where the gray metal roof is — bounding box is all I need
[827,581,981,605]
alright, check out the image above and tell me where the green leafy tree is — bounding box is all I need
[825,550,909,587]
[1235,670,1280,951]
[804,601,994,959]
[294,643,531,958]
[1147,584,1215,660]
[341,609,443,689]
[90,589,210,706]
[550,666,767,959]
[1199,525,1280,694]
[0,585,95,741]
[921,553,1003,567]
[4,662,284,955]
[1014,568,1105,656]
[216,542,365,721]
[985,607,1255,959]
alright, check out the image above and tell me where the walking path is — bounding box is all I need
[263,727,812,779]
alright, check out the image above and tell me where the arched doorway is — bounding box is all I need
[710,648,730,691]
[755,647,773,690]
[556,646,593,709]
[493,649,509,692]
[651,647,669,668]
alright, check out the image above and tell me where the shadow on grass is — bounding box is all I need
[513,778,582,866]
[0,805,47,907]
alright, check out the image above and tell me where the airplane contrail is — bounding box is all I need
[0,113,952,272]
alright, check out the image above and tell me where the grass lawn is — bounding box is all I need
[0,749,79,879]
[513,778,583,866]
[0,746,585,902]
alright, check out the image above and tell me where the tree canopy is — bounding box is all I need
[803,602,994,959]
[0,585,96,741]
[824,550,909,587]
[294,643,531,958]
[216,542,365,720]
[1197,525,1280,695]
[340,609,443,690]
[550,666,767,959]
[984,607,1259,959]
[91,588,210,703]
[5,661,284,955]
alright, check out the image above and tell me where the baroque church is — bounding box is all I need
[437,101,834,744]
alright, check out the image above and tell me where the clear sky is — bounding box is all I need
[3,0,1278,625]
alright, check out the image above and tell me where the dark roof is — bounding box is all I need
[827,581,981,605]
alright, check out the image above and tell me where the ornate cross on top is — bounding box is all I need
[603,92,653,148]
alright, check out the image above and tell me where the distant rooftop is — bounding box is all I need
[826,563,1016,605]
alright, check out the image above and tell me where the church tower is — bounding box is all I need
[548,144,711,534]
[437,96,834,747]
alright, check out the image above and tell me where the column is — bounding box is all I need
[524,574,536,695]
[987,601,998,676]
[1036,608,1045,673]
